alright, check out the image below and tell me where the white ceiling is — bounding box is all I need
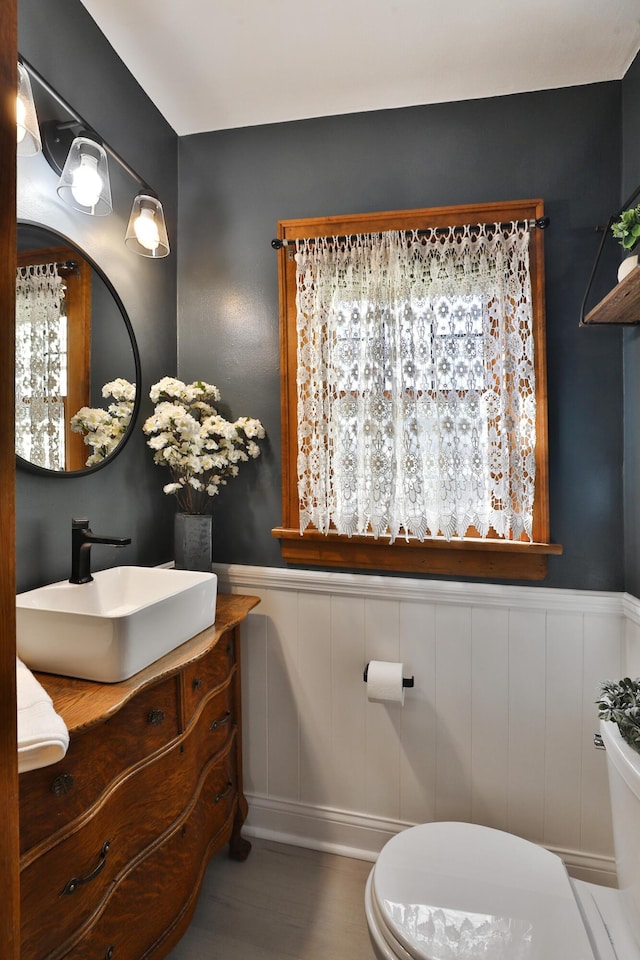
[79,0,640,137]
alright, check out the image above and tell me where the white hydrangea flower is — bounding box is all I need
[163,482,183,495]
[147,432,172,451]
[102,378,136,403]
[173,412,200,440]
[236,416,266,439]
[149,377,188,403]
[143,377,266,513]
[70,380,135,466]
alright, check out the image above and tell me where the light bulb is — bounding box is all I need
[16,94,26,143]
[134,207,160,253]
[125,193,169,256]
[70,153,103,209]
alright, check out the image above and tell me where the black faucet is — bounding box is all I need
[70,518,132,584]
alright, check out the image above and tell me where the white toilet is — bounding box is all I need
[365,718,640,960]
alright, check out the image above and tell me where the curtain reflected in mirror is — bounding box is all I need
[16,223,141,476]
[16,245,90,470]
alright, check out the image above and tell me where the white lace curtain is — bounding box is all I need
[15,263,67,470]
[295,223,536,543]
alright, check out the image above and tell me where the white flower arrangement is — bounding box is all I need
[70,378,136,466]
[142,377,266,514]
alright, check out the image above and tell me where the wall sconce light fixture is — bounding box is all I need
[19,57,169,256]
[56,133,113,216]
[40,119,113,216]
[16,61,41,157]
[125,192,170,258]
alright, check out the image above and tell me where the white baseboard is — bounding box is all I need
[244,793,617,886]
[554,848,618,888]
[244,793,406,862]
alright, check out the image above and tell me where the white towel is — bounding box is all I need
[16,657,69,773]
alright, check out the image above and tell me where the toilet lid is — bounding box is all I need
[370,822,596,960]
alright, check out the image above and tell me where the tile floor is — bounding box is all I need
[164,837,376,960]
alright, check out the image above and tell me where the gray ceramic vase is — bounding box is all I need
[174,513,212,572]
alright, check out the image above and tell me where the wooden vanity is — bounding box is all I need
[18,593,259,960]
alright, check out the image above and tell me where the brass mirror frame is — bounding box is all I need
[16,221,142,478]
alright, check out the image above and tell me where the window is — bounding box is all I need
[273,201,561,579]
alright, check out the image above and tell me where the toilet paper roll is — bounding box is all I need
[366,660,406,705]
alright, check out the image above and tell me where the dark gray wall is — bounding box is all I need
[16,0,179,591]
[16,0,635,594]
[90,271,137,406]
[623,52,640,596]
[177,84,624,590]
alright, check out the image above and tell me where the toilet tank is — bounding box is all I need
[601,718,640,946]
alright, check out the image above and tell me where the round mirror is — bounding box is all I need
[16,223,141,476]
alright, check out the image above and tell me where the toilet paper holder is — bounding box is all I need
[363,662,415,688]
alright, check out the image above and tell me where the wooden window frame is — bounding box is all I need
[272,200,562,580]
[17,245,91,471]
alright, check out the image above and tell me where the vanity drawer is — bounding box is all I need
[21,730,238,960]
[181,628,236,725]
[19,674,180,855]
[191,679,236,762]
[60,749,238,960]
[21,735,188,960]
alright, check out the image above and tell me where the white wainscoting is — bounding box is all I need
[214,564,630,885]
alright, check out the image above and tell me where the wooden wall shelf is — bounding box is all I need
[582,265,640,325]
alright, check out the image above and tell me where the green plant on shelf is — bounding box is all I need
[611,204,640,252]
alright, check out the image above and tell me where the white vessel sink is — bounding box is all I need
[16,566,218,683]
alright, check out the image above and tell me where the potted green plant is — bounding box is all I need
[611,204,640,282]
[596,677,640,754]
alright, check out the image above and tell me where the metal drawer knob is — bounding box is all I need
[51,773,74,797]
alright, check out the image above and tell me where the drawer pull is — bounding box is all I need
[192,677,203,691]
[210,710,231,732]
[214,781,233,804]
[105,948,114,960]
[51,772,74,797]
[62,840,112,895]
[148,709,166,725]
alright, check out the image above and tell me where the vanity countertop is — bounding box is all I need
[33,592,260,735]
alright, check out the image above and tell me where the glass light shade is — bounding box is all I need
[57,136,112,215]
[125,193,170,258]
[17,62,41,157]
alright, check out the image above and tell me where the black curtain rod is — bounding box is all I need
[17,259,78,274]
[55,260,79,275]
[271,217,550,249]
